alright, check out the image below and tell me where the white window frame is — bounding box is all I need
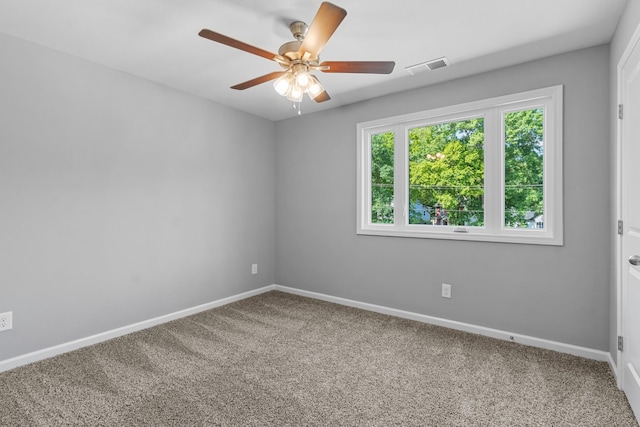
[357,85,563,245]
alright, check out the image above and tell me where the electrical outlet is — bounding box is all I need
[441,283,452,299]
[0,312,12,331]
[251,264,258,275]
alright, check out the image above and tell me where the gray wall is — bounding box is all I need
[0,33,276,361]
[609,0,640,366]
[275,45,611,351]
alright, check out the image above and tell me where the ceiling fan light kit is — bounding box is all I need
[273,64,325,102]
[198,2,395,114]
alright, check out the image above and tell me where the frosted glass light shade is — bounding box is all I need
[273,73,292,96]
[295,72,310,87]
[307,75,324,99]
[287,84,304,102]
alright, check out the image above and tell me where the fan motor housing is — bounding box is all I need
[278,21,311,60]
[278,40,303,60]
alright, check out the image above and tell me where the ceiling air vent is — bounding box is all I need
[405,57,450,75]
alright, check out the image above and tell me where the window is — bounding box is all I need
[371,131,395,224]
[357,86,563,245]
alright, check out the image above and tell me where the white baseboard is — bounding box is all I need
[272,285,612,363]
[608,354,619,382]
[0,285,276,373]
[1,283,612,373]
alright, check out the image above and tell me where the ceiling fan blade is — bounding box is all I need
[231,71,286,90]
[199,29,284,62]
[299,2,347,59]
[313,90,331,103]
[320,61,395,74]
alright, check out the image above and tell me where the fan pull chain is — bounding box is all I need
[292,102,302,115]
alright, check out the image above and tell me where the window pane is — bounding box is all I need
[408,118,485,226]
[504,108,544,229]
[371,131,394,224]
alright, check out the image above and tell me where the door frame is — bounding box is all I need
[616,19,640,391]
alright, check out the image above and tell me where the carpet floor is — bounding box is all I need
[0,291,637,426]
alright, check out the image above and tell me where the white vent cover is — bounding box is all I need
[405,57,450,75]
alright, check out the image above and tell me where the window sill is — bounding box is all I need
[357,226,563,246]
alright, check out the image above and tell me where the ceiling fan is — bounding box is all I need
[198,2,395,109]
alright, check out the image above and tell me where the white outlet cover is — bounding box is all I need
[441,284,452,299]
[0,311,12,331]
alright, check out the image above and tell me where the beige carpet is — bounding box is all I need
[0,291,637,426]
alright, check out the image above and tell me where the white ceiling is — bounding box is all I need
[0,0,628,121]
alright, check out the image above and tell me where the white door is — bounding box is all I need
[621,31,640,420]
